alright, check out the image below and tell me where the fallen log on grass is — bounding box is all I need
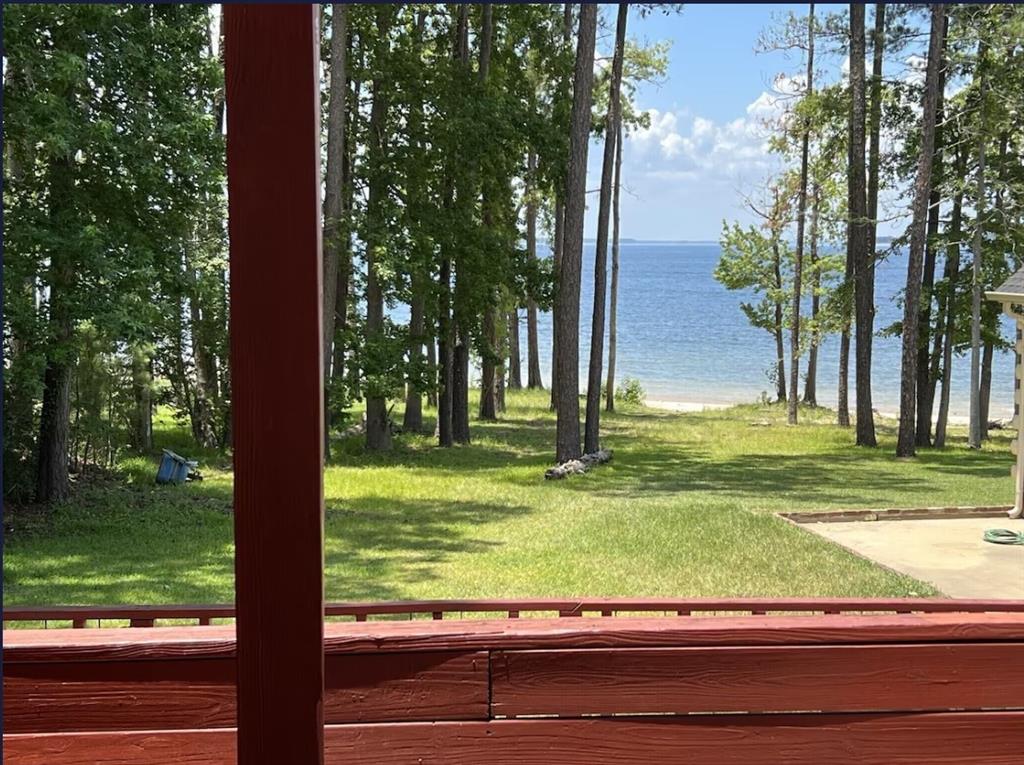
[544,448,613,480]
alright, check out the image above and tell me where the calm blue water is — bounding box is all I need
[526,241,1014,418]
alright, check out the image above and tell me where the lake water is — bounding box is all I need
[527,241,1015,419]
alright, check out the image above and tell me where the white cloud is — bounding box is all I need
[660,132,684,158]
[626,90,779,183]
[586,83,803,238]
[632,109,681,152]
[692,116,714,139]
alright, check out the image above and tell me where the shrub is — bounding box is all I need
[616,377,646,406]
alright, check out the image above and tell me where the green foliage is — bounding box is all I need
[615,377,646,406]
[3,4,225,496]
[716,220,793,334]
[69,324,137,471]
[592,36,669,136]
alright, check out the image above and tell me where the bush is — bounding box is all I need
[616,377,646,406]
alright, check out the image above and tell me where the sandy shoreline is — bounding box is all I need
[645,398,989,427]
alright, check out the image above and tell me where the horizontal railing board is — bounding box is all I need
[5,658,237,733]
[6,597,1024,625]
[326,713,1024,764]
[4,626,239,663]
[4,651,488,734]
[322,650,488,723]
[6,713,1024,765]
[8,612,1024,664]
[490,643,1024,717]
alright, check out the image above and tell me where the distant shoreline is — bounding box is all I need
[645,398,995,427]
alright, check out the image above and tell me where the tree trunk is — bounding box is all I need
[837,334,851,425]
[438,6,468,447]
[803,182,821,405]
[850,3,876,447]
[403,284,425,433]
[915,188,942,447]
[426,334,438,408]
[497,357,507,412]
[606,117,623,413]
[896,4,944,458]
[331,75,357,405]
[774,320,787,403]
[323,3,348,455]
[925,269,948,434]
[772,231,787,404]
[365,7,393,452]
[452,332,471,443]
[477,4,500,422]
[980,337,994,438]
[479,308,499,421]
[401,11,429,437]
[983,133,1011,440]
[508,310,522,390]
[838,203,852,426]
[968,41,988,450]
[584,2,627,454]
[555,2,597,463]
[36,159,75,503]
[550,4,573,413]
[36,342,73,504]
[437,12,465,446]
[438,255,454,446]
[131,345,154,452]
[787,3,815,425]
[914,12,947,447]
[526,151,544,390]
[184,247,220,449]
[550,201,564,411]
[934,156,964,449]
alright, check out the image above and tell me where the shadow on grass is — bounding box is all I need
[596,449,933,506]
[4,466,530,606]
[326,415,556,473]
[323,496,530,600]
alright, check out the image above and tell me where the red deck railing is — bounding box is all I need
[5,604,1024,764]
[7,596,1024,629]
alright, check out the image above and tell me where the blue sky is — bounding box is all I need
[583,3,822,241]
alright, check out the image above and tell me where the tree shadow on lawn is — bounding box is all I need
[323,496,531,600]
[599,449,931,506]
[328,417,555,473]
[548,441,1011,509]
[5,471,529,606]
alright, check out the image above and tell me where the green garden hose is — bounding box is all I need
[983,528,1024,545]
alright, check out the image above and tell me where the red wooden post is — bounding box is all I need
[225,5,325,764]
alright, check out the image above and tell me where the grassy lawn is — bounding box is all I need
[3,390,1014,608]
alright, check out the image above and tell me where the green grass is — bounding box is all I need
[3,390,1014,608]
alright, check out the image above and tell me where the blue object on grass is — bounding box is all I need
[156,450,198,484]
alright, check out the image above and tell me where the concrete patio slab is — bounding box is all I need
[803,516,1024,599]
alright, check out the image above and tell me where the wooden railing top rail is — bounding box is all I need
[7,611,1024,663]
[6,596,1024,629]
[7,610,1024,763]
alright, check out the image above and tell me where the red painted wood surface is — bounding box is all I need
[6,613,1024,763]
[7,597,1024,627]
[7,611,1024,663]
[4,659,237,733]
[224,5,324,764]
[7,713,1024,765]
[327,713,1024,764]
[4,652,488,734]
[314,611,1024,653]
[490,643,1024,717]
[322,651,487,723]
